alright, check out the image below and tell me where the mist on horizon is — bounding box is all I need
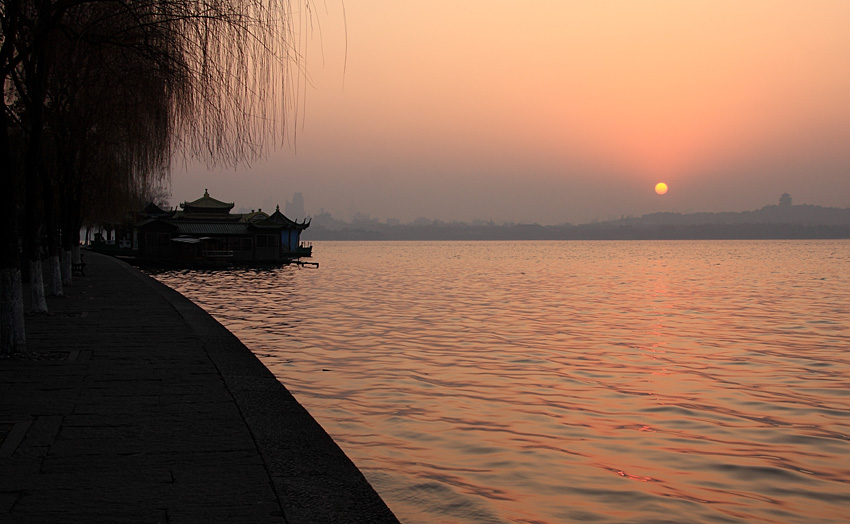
[172,1,850,225]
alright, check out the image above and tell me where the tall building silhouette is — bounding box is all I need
[285,192,306,219]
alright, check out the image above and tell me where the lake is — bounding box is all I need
[152,240,850,524]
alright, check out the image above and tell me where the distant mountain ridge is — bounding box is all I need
[304,203,850,241]
[613,204,850,227]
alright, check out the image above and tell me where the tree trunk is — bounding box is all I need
[26,180,49,313]
[42,156,63,296]
[29,259,48,314]
[44,167,64,295]
[62,250,73,285]
[11,270,26,350]
[0,268,27,354]
[0,82,26,354]
[48,255,63,296]
[23,11,50,314]
[60,165,82,285]
[25,119,49,311]
[44,178,64,296]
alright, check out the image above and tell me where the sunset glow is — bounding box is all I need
[175,1,850,224]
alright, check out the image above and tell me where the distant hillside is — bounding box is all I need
[613,204,850,227]
[304,204,850,241]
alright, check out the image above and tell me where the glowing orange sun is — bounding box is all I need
[655,182,668,195]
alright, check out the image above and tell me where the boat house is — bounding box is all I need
[136,190,311,266]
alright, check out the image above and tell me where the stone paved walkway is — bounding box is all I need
[1,251,398,523]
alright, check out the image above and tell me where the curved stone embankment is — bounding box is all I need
[0,251,398,524]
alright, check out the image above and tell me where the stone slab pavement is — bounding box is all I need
[0,251,399,524]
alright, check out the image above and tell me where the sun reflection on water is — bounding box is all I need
[153,240,850,524]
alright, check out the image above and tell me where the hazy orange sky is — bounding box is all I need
[173,1,850,224]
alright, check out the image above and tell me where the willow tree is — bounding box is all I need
[42,0,189,297]
[0,0,311,355]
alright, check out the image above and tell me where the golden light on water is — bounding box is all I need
[655,182,669,195]
[154,241,850,524]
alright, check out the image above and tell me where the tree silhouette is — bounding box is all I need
[1,0,311,354]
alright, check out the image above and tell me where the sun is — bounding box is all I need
[655,182,668,195]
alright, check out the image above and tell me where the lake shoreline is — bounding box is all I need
[3,251,398,523]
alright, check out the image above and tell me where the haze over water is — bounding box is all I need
[153,240,850,523]
[174,2,850,225]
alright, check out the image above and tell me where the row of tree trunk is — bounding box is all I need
[1,0,306,355]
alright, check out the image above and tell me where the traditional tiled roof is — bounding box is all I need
[175,222,251,236]
[142,202,173,218]
[171,211,242,221]
[180,189,234,213]
[240,211,271,223]
[268,205,311,229]
[137,218,177,229]
[138,194,310,236]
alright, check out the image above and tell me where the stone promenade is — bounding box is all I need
[0,251,399,523]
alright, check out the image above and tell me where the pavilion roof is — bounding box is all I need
[180,189,234,212]
[142,202,173,217]
[175,222,251,236]
[269,205,311,230]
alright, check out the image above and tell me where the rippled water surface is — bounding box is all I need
[152,240,850,524]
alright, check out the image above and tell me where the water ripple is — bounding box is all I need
[153,240,850,524]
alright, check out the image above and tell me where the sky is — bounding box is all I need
[172,1,850,225]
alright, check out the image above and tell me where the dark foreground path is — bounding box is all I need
[1,251,399,524]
